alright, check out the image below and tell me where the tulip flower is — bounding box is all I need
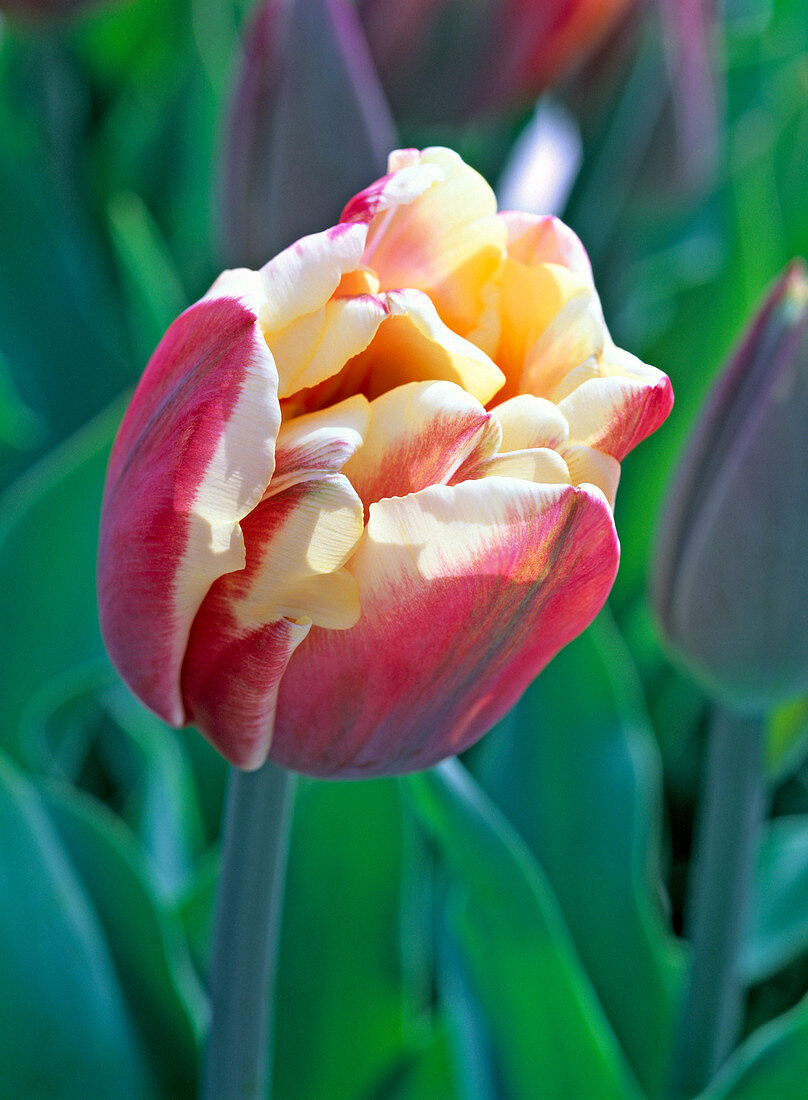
[654,261,808,713]
[357,0,638,122]
[98,147,672,776]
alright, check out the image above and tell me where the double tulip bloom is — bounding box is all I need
[98,148,672,776]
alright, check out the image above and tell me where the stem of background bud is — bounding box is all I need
[202,760,295,1100]
[669,707,765,1098]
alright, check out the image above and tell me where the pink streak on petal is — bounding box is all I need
[270,480,619,777]
[98,295,277,728]
[564,370,675,461]
[180,484,316,768]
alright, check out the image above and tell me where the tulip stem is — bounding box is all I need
[202,760,295,1100]
[670,706,765,1098]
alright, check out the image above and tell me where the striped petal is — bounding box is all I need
[270,395,370,494]
[182,473,364,768]
[98,294,280,727]
[269,478,618,777]
[344,380,498,508]
[558,347,675,460]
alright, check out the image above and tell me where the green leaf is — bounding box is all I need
[703,993,808,1099]
[474,612,685,1097]
[19,662,206,895]
[742,816,808,984]
[403,760,642,1100]
[107,190,188,362]
[376,1022,460,1100]
[273,779,418,1100]
[41,778,207,1097]
[765,696,808,784]
[0,38,133,451]
[0,399,122,757]
[0,750,154,1098]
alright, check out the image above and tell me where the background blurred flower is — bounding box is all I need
[0,0,106,19]
[221,0,396,268]
[654,261,808,712]
[99,147,672,777]
[357,0,639,123]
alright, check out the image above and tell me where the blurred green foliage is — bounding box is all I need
[2,0,808,1096]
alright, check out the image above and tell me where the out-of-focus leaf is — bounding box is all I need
[404,760,642,1100]
[437,915,500,1100]
[0,398,122,757]
[0,350,45,453]
[703,993,808,1099]
[0,750,154,1098]
[742,816,808,984]
[273,779,418,1100]
[73,0,191,90]
[765,697,808,784]
[375,1022,459,1100]
[0,37,133,446]
[175,845,218,984]
[20,661,206,896]
[108,190,188,360]
[475,612,685,1096]
[41,778,207,1097]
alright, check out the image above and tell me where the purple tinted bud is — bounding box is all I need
[654,262,808,712]
[220,0,396,268]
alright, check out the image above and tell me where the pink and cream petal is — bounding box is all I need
[559,368,675,461]
[343,380,497,508]
[269,478,619,777]
[340,152,444,225]
[356,148,507,337]
[181,473,365,767]
[182,616,311,770]
[203,267,268,316]
[258,222,368,330]
[98,295,280,728]
[269,395,370,494]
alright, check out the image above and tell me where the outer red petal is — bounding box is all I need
[270,479,619,778]
[98,295,279,727]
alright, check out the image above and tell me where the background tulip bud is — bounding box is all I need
[220,0,396,268]
[654,261,808,712]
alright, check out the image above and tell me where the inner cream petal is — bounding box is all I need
[562,445,620,509]
[259,222,368,329]
[491,394,570,451]
[520,289,605,399]
[470,448,571,487]
[266,295,388,398]
[235,475,364,632]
